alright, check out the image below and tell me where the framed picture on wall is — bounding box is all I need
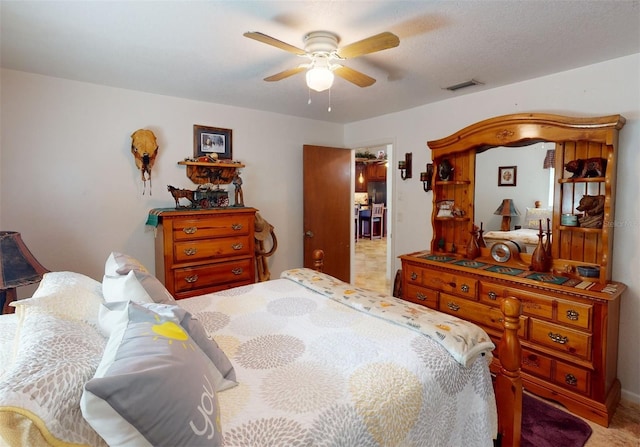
[193,125,232,159]
[498,166,517,186]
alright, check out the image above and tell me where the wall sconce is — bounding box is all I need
[420,163,434,191]
[398,152,412,180]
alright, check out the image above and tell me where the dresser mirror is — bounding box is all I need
[475,142,554,232]
[427,113,625,282]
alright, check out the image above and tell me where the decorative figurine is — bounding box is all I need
[232,171,244,207]
[564,157,607,179]
[131,129,159,195]
[576,194,605,228]
[530,220,552,272]
[466,225,481,260]
[477,222,487,248]
[438,237,445,251]
[167,185,195,208]
[437,159,454,181]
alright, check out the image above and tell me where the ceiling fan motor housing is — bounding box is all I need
[304,31,339,55]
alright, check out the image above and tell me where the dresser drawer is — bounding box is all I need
[174,235,252,263]
[479,281,505,306]
[530,319,591,360]
[505,288,553,320]
[404,284,437,309]
[424,271,477,299]
[521,348,553,380]
[554,360,591,395]
[404,266,424,286]
[557,299,592,330]
[173,258,254,294]
[172,215,252,241]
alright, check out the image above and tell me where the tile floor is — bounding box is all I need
[353,236,391,294]
[353,237,640,446]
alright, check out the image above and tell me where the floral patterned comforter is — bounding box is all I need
[179,269,498,447]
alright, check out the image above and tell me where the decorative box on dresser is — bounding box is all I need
[153,207,256,300]
[400,113,626,427]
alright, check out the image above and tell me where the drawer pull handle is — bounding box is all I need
[566,310,579,321]
[231,223,243,230]
[416,292,427,301]
[184,248,197,256]
[411,272,418,281]
[447,302,460,312]
[184,275,199,283]
[231,268,243,275]
[565,374,578,386]
[232,243,244,250]
[548,332,568,344]
[183,227,197,234]
[460,284,470,293]
[488,291,497,300]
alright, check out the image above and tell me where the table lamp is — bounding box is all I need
[494,199,520,231]
[0,231,49,314]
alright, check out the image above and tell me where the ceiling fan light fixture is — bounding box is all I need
[306,59,335,92]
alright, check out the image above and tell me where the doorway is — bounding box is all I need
[353,144,393,295]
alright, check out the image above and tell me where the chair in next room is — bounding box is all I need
[370,203,384,239]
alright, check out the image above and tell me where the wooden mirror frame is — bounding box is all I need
[427,113,625,282]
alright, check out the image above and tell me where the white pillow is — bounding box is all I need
[0,313,107,446]
[102,270,174,305]
[523,207,553,230]
[82,302,224,447]
[11,271,104,324]
[104,252,149,276]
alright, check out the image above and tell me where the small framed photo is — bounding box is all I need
[193,125,232,159]
[498,166,517,186]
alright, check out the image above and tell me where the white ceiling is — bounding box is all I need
[2,1,639,124]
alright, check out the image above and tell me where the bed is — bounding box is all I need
[0,251,521,447]
[484,204,552,253]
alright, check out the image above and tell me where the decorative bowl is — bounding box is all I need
[577,265,600,278]
[561,214,578,226]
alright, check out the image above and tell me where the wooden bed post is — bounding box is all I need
[496,296,523,447]
[312,249,324,272]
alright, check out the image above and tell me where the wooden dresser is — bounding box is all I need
[153,208,256,299]
[399,113,626,426]
[400,251,624,426]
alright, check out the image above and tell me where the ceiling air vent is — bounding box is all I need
[444,79,484,91]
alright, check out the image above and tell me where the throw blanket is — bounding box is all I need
[281,268,495,367]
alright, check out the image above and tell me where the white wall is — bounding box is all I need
[0,69,343,287]
[345,54,640,403]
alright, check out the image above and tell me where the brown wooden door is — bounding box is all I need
[303,145,352,282]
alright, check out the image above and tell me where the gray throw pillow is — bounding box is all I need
[81,302,225,447]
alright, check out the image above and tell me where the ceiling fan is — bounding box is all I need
[243,30,400,92]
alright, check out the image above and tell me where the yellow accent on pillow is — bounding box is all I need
[0,407,91,447]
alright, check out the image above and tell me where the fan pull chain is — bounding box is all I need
[308,88,312,105]
[327,88,332,112]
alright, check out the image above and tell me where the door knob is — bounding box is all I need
[305,231,314,238]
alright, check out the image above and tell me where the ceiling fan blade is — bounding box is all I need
[333,65,376,88]
[336,32,399,59]
[264,66,306,82]
[244,31,306,56]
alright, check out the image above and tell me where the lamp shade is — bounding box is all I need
[306,67,334,92]
[494,199,521,217]
[0,231,49,289]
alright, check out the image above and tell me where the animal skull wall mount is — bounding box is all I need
[131,129,159,195]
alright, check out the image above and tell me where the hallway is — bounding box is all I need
[354,237,391,295]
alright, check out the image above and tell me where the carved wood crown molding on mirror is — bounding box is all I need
[427,113,626,284]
